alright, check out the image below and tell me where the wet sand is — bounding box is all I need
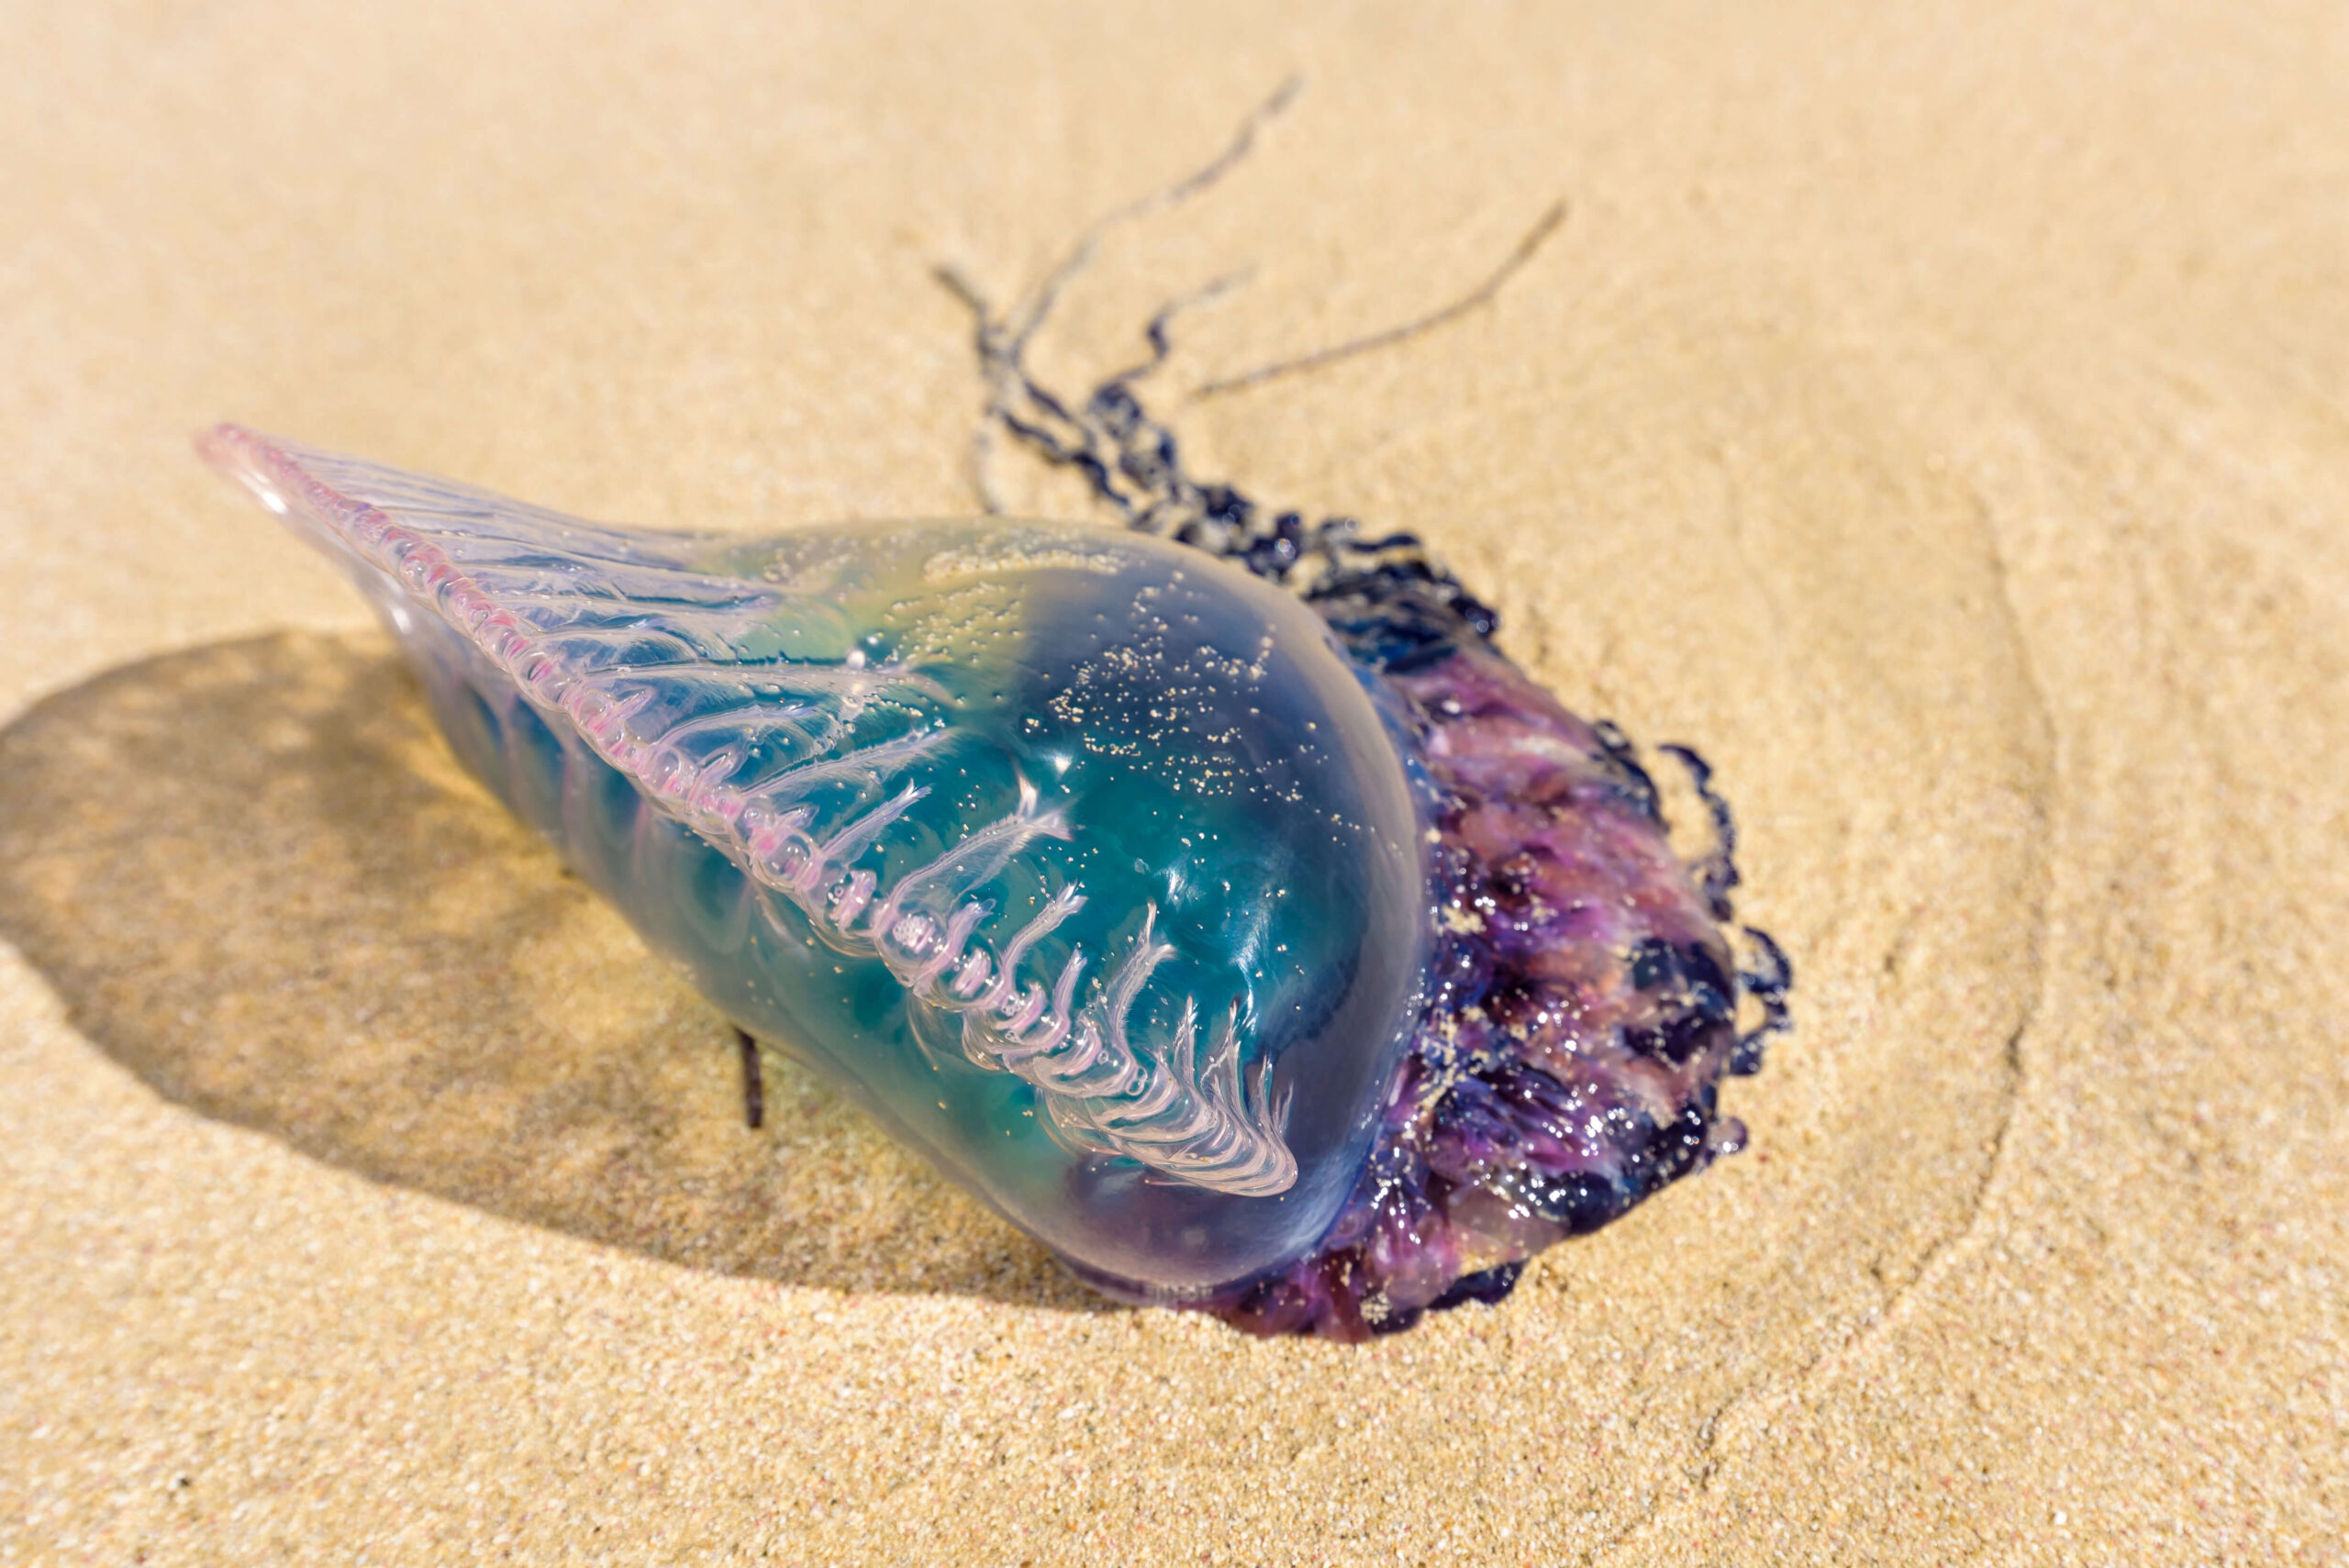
[3,2,2343,1561]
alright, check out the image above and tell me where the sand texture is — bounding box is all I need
[3,2,2343,1562]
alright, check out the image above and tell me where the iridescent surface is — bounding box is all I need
[201,425,1428,1296]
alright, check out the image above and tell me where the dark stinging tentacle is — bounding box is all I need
[735,1026,765,1130]
[1731,926,1795,1077]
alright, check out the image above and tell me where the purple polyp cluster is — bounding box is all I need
[1208,640,1749,1339]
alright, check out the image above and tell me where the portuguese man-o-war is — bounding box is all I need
[199,99,1788,1340]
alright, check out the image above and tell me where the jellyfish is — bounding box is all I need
[197,92,1787,1340]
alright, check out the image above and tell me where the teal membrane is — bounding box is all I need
[204,425,1426,1296]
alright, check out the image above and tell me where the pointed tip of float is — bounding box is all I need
[193,423,294,517]
[193,419,254,468]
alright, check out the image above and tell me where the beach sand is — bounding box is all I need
[2,1,2342,1561]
